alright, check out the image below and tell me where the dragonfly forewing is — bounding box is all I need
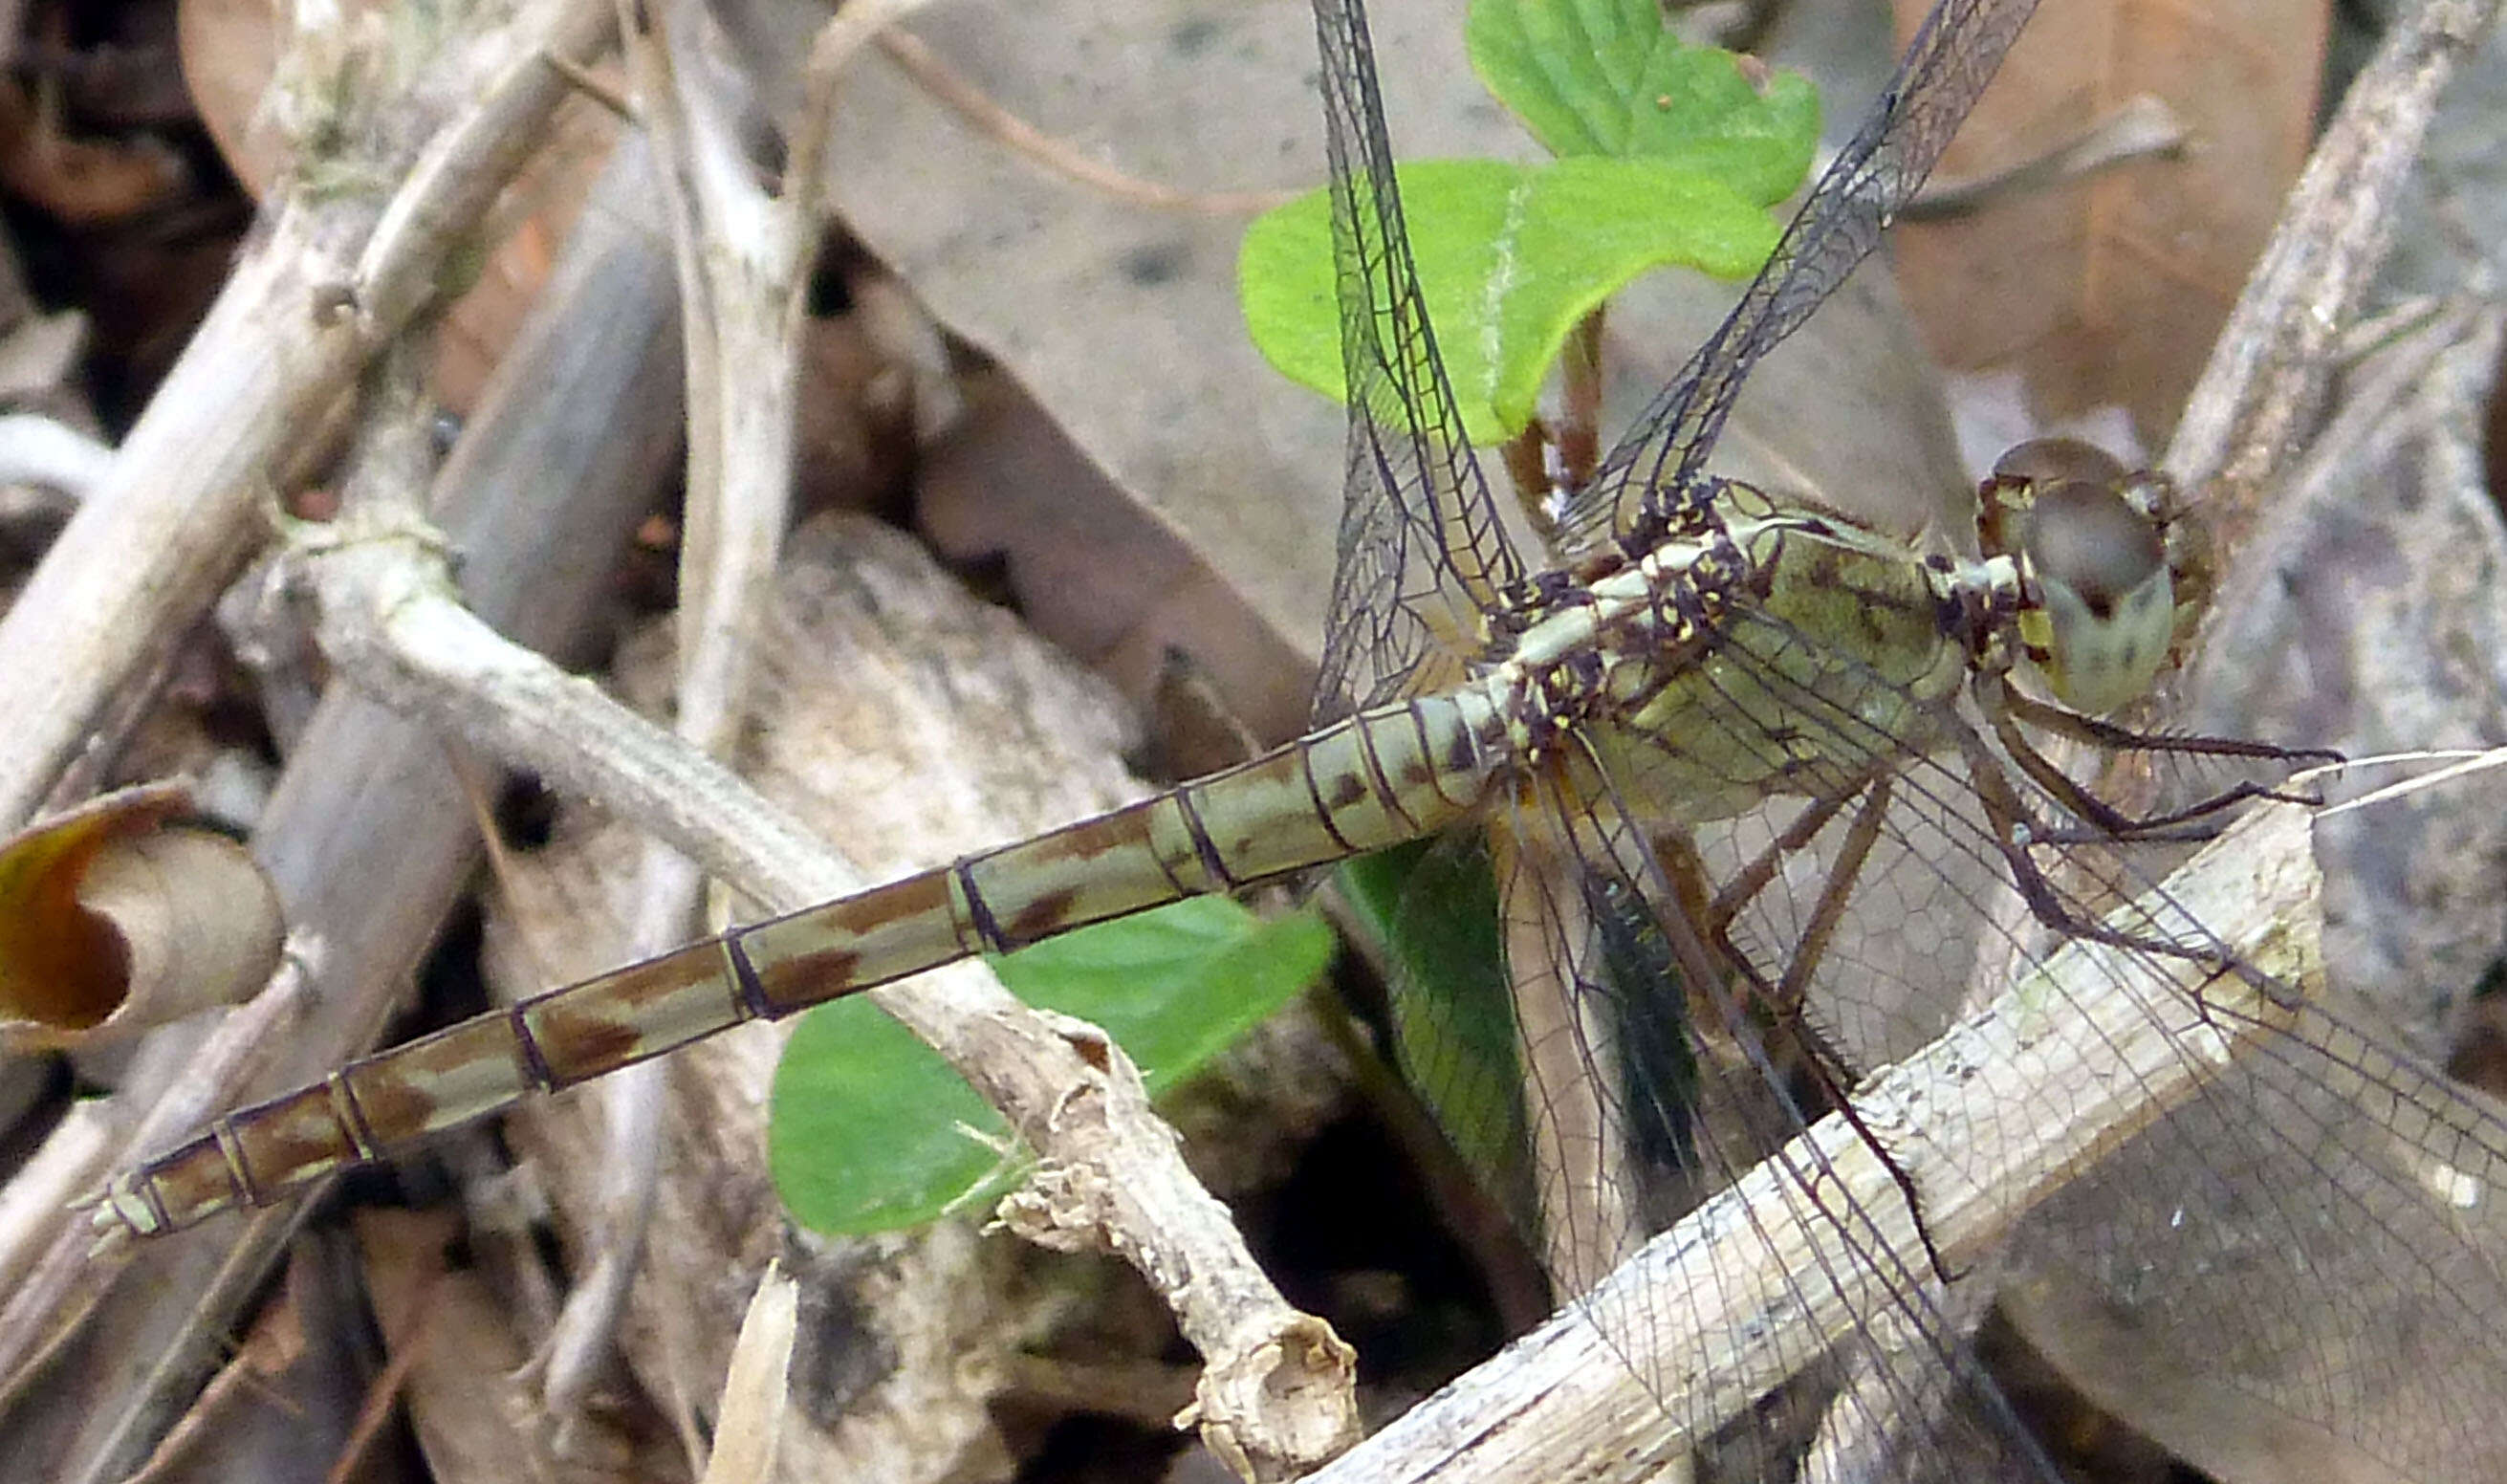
[1567,0,2045,551]
[1310,0,1525,718]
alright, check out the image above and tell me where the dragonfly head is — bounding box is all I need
[1980,439,2177,716]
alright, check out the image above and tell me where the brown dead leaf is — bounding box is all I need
[1892,0,2328,447]
[918,368,1318,746]
[0,76,185,225]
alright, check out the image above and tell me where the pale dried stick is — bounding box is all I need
[700,1263,797,1484]
[0,146,687,1484]
[0,0,611,828]
[2166,0,2497,549]
[298,469,1359,1481]
[524,0,822,1432]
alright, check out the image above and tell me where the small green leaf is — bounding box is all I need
[1467,0,1818,204]
[770,898,1336,1235]
[1336,840,1527,1211]
[1240,157,1778,444]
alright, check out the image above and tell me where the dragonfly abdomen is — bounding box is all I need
[99,690,1511,1235]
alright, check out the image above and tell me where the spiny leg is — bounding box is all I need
[1647,777,1884,1095]
[1775,777,1895,1012]
[1656,778,1954,1280]
[1752,784,1957,1281]
[1767,994,1959,1286]
[1979,675,2334,840]
[1705,787,1858,936]
[1948,710,2256,987]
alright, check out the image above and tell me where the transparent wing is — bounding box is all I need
[1374,590,2507,1480]
[1592,607,2507,1479]
[1560,0,2040,553]
[1300,0,2507,1475]
[1309,0,1527,720]
[1450,744,2061,1480]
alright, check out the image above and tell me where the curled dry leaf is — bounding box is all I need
[0,781,284,1049]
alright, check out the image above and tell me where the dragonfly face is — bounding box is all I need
[1982,438,2180,716]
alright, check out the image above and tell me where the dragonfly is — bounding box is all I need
[100,0,2507,1476]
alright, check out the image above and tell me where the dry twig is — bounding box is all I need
[0,0,613,828]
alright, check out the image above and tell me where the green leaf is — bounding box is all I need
[769,897,1336,1235]
[1335,840,1527,1211]
[1467,0,1818,204]
[1240,157,1778,444]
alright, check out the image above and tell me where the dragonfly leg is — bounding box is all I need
[1773,777,1894,1012]
[1653,826,1800,1078]
[1753,782,1961,1283]
[1778,1003,1961,1285]
[1657,781,1959,1282]
[1949,712,2247,981]
[1979,676,2333,840]
[1647,778,1884,1090]
[1704,786,1858,935]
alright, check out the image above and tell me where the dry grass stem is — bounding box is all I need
[0,0,611,829]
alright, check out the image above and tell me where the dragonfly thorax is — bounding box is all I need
[1489,525,1761,765]
[1505,490,1981,825]
[1455,445,2180,824]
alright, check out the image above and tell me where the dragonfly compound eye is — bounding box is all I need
[1990,436,2126,490]
[2018,478,2171,715]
